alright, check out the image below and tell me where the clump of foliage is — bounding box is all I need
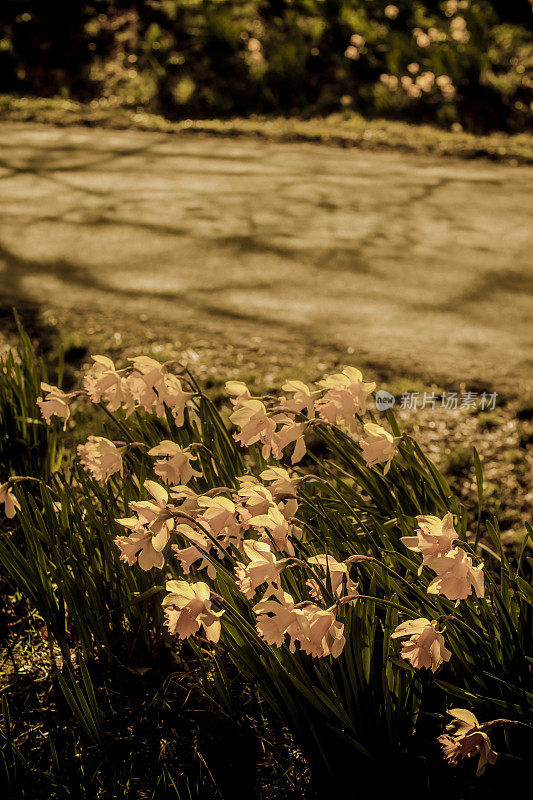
[0,330,531,796]
[0,1,531,132]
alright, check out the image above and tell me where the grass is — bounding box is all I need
[1,324,532,798]
[1,624,309,800]
[1,94,532,164]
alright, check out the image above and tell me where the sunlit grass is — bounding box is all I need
[1,95,532,163]
[1,325,531,796]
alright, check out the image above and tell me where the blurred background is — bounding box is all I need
[0,0,532,130]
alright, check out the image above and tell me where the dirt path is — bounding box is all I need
[0,122,531,393]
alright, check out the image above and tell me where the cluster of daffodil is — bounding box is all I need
[33,358,396,659]
[0,352,521,776]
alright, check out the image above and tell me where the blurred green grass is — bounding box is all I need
[1,94,532,163]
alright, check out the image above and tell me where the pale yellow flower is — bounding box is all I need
[253,590,299,647]
[148,440,201,485]
[83,355,133,413]
[126,356,163,412]
[250,505,295,554]
[114,528,164,570]
[77,436,125,482]
[291,603,346,658]
[277,419,307,464]
[162,580,223,642]
[197,495,244,551]
[359,422,399,474]
[401,513,458,573]
[197,495,237,535]
[0,482,20,519]
[416,71,435,92]
[129,480,175,542]
[225,381,252,411]
[158,373,191,425]
[259,467,299,497]
[171,524,217,578]
[126,357,191,422]
[392,618,451,672]
[279,380,316,418]
[344,45,360,60]
[236,479,275,517]
[316,367,375,431]
[230,398,280,459]
[253,589,345,657]
[37,383,73,428]
[427,548,484,601]
[380,73,399,90]
[247,37,261,52]
[235,540,290,599]
[438,709,498,777]
[450,16,470,43]
[115,481,175,569]
[306,554,358,601]
[225,379,250,394]
[350,34,365,48]
[412,27,431,47]
[169,485,204,517]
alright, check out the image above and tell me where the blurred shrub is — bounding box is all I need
[0,1,531,132]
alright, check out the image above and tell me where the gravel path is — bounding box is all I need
[0,122,531,393]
